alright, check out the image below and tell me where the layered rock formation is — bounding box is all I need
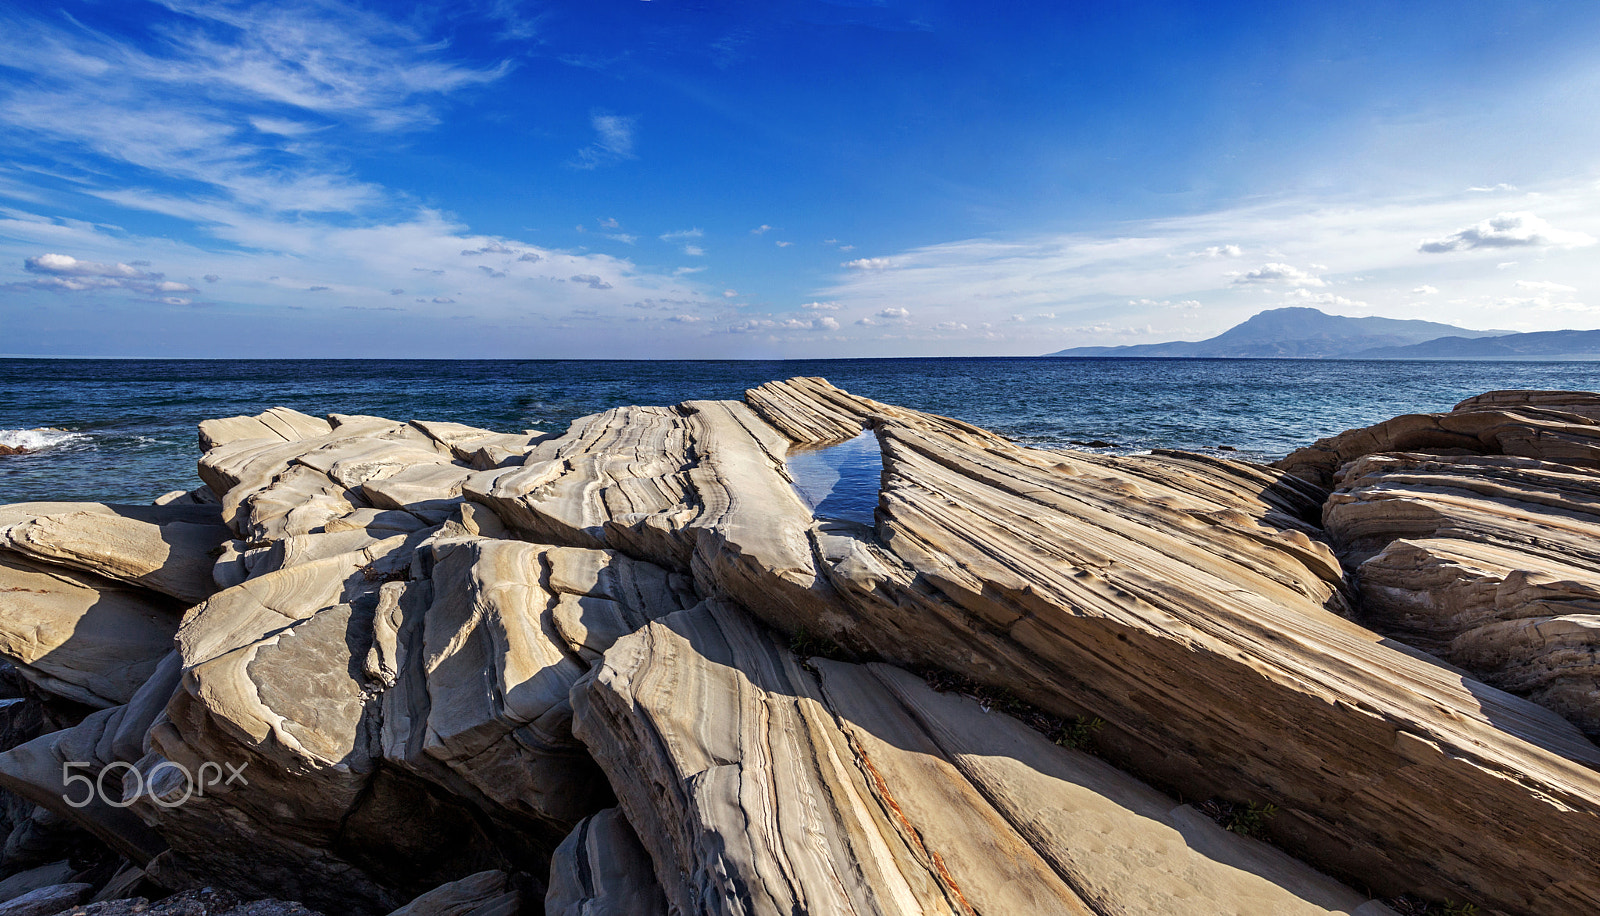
[0,387,1595,914]
[1282,391,1600,741]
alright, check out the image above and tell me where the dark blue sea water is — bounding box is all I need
[2,357,1598,505]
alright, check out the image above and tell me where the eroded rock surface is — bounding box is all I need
[574,599,1393,916]
[510,378,1600,913]
[2,388,1599,915]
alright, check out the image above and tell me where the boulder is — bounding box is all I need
[544,809,665,916]
[1325,451,1600,736]
[0,552,182,707]
[0,861,77,905]
[384,870,523,916]
[1276,388,1600,490]
[0,882,91,915]
[197,407,332,452]
[0,505,232,605]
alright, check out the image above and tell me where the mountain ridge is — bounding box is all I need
[1045,307,1597,359]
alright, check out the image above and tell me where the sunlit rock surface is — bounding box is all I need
[0,384,1596,914]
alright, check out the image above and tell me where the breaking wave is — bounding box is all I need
[0,428,91,453]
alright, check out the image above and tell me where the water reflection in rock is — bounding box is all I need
[785,430,882,527]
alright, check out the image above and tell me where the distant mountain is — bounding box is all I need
[1353,329,1600,360]
[1046,307,1504,359]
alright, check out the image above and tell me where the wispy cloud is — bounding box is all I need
[570,112,637,169]
[660,228,703,241]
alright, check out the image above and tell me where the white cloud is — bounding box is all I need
[17,252,198,296]
[683,245,706,257]
[801,301,841,310]
[1231,263,1326,287]
[570,274,614,290]
[26,253,146,279]
[1515,279,1578,292]
[1467,184,1517,193]
[934,321,967,331]
[815,316,840,330]
[570,112,637,170]
[775,240,792,247]
[1420,211,1596,253]
[660,228,703,241]
[605,233,638,244]
[1193,244,1242,258]
[845,257,892,270]
[1412,285,1439,294]
[878,306,910,319]
[669,314,701,323]
[722,289,738,298]
[750,224,772,235]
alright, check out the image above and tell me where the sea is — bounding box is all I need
[2,357,1597,506]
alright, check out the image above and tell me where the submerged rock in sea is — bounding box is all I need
[0,445,23,457]
[0,382,1597,914]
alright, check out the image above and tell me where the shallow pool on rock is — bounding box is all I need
[785,430,882,527]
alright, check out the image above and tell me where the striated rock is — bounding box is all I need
[468,377,1600,913]
[197,407,333,452]
[384,870,523,916]
[0,504,232,605]
[380,536,693,827]
[1325,451,1600,736]
[544,808,665,916]
[120,413,693,913]
[13,381,1600,915]
[137,539,515,915]
[408,420,546,470]
[463,406,699,565]
[0,552,182,708]
[1276,388,1600,490]
[574,599,1393,916]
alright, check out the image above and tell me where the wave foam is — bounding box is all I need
[0,428,91,452]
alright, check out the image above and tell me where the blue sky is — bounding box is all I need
[3,0,1600,358]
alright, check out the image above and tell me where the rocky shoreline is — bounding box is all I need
[0,377,1596,914]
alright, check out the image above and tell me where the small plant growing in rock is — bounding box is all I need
[1053,716,1104,751]
[1223,801,1277,838]
[1384,896,1480,916]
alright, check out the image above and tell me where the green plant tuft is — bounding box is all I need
[1222,801,1278,838]
[1053,716,1104,751]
